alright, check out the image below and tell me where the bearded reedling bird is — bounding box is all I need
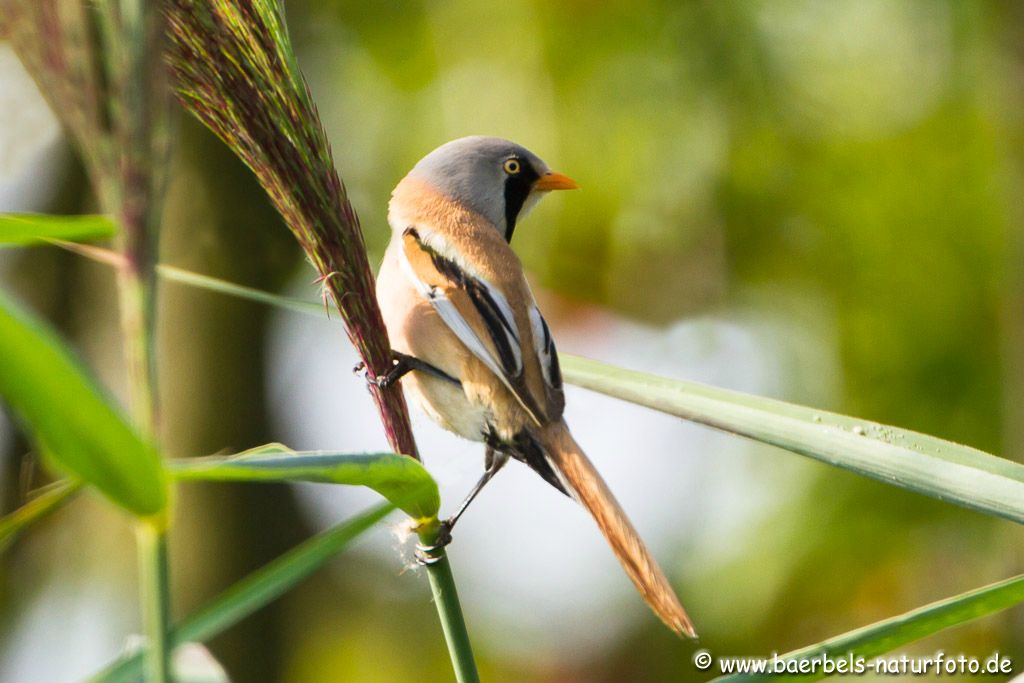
[372,136,696,637]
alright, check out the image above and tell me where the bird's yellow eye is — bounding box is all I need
[503,158,521,175]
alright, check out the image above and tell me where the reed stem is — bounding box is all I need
[137,523,172,683]
[418,526,479,683]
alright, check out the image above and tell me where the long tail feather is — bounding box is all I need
[539,421,697,638]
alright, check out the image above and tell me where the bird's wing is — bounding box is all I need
[399,227,561,425]
[528,301,564,407]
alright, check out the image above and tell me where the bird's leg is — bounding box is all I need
[354,351,460,389]
[440,447,508,540]
[415,447,508,564]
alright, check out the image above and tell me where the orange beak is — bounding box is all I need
[533,171,579,191]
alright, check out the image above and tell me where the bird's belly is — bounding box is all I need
[403,373,490,443]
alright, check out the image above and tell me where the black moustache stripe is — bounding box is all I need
[503,166,539,241]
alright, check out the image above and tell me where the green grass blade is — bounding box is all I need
[0,290,167,518]
[171,444,439,522]
[0,214,116,245]
[561,355,1024,524]
[712,574,1024,681]
[0,480,81,552]
[88,503,395,683]
[157,264,323,316]
[55,252,1024,525]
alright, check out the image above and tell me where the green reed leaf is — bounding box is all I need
[0,290,167,518]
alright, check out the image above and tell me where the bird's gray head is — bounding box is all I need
[405,136,577,241]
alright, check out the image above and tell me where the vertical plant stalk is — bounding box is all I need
[3,1,175,680]
[429,567,478,683]
[418,531,479,683]
[137,523,172,683]
[165,2,475,678]
[110,3,174,680]
[95,0,171,434]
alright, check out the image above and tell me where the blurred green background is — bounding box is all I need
[2,0,1024,680]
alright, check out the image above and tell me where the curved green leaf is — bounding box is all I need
[561,355,1024,524]
[0,290,167,518]
[712,574,1024,681]
[0,213,116,245]
[171,444,439,521]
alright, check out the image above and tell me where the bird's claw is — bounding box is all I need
[413,520,454,566]
[414,543,443,566]
[353,360,394,389]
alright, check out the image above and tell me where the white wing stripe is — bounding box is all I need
[529,305,561,389]
[529,306,548,383]
[487,285,520,343]
[430,294,509,380]
[397,243,434,298]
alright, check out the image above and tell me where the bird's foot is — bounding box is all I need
[353,353,405,390]
[413,519,454,566]
[352,360,380,387]
[355,351,461,391]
